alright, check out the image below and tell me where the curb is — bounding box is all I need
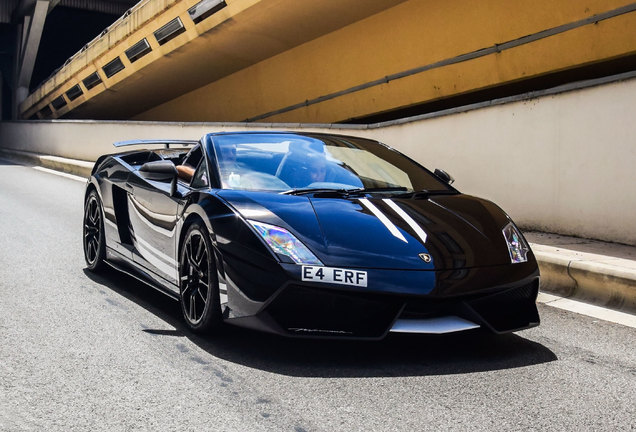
[0,148,93,178]
[531,245,636,313]
[2,148,634,315]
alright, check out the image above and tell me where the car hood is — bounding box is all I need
[217,190,515,270]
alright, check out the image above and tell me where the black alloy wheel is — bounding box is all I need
[179,223,222,333]
[83,190,106,271]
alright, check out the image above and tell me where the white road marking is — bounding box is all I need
[537,292,636,328]
[32,166,86,182]
[383,198,428,244]
[359,198,407,243]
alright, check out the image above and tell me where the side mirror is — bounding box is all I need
[434,168,455,185]
[139,160,178,195]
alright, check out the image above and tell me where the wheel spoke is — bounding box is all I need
[194,236,205,265]
[88,240,97,261]
[199,250,208,269]
[88,201,97,224]
[181,280,194,298]
[186,240,198,269]
[85,226,98,236]
[189,292,197,320]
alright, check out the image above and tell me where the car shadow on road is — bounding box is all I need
[84,267,558,378]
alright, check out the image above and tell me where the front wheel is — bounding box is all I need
[179,223,222,333]
[83,189,106,271]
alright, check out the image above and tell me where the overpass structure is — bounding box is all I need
[1,0,139,119]
[15,0,636,123]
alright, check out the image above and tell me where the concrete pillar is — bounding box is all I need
[16,86,29,106]
[14,0,49,116]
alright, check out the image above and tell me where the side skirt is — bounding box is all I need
[105,248,180,301]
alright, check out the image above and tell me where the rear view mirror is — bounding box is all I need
[434,168,455,185]
[139,160,178,195]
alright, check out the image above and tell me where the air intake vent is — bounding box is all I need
[83,72,102,90]
[40,105,52,118]
[125,38,152,63]
[103,57,125,78]
[65,84,83,101]
[188,0,227,24]
[51,95,67,110]
[154,17,185,45]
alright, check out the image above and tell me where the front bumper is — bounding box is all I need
[220,255,540,339]
[225,276,540,339]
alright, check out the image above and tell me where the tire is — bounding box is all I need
[83,189,106,271]
[179,222,222,333]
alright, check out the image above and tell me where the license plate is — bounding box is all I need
[301,266,367,287]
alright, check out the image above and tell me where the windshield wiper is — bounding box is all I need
[281,187,356,196]
[282,186,410,196]
[352,187,408,193]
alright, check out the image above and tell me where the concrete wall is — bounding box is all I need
[1,77,635,245]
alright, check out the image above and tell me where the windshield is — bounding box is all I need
[206,133,453,193]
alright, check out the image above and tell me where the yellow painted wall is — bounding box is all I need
[135,0,636,123]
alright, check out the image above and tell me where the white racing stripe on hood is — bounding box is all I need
[359,198,407,243]
[383,199,428,244]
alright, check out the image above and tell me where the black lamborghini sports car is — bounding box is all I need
[83,131,539,338]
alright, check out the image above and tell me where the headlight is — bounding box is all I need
[502,222,529,264]
[247,220,322,265]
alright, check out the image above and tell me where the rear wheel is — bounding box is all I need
[179,223,222,333]
[83,189,106,271]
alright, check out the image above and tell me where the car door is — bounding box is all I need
[126,163,189,285]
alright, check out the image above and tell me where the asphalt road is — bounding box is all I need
[0,158,634,431]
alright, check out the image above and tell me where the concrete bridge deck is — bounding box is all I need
[19,0,636,124]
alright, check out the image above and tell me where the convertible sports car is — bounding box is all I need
[83,131,539,338]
